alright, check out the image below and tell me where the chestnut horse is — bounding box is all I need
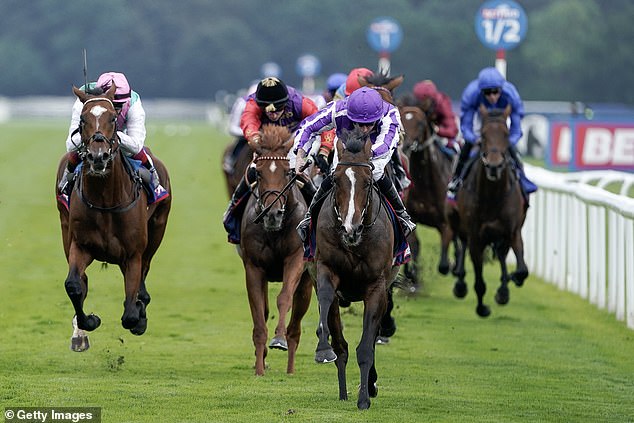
[399,105,458,290]
[56,84,171,351]
[313,127,400,409]
[445,106,529,317]
[238,124,313,375]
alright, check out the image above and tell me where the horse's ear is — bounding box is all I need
[104,84,116,101]
[336,137,345,157]
[73,86,87,103]
[386,75,404,91]
[357,74,369,88]
[364,136,373,157]
[503,104,512,119]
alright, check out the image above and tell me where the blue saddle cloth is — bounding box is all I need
[303,195,411,266]
[223,191,250,244]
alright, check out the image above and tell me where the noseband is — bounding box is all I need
[79,97,120,165]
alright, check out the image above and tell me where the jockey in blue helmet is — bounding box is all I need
[293,87,416,240]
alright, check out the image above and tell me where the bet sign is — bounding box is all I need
[475,0,527,50]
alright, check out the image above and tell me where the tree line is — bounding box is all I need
[1,0,632,106]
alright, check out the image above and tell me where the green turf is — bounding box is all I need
[0,120,632,422]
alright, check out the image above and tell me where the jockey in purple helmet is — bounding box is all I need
[293,87,416,240]
[447,66,535,199]
[58,72,168,205]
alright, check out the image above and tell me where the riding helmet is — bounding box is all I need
[255,77,289,112]
[477,67,505,91]
[347,87,384,124]
[96,72,132,104]
[344,67,374,96]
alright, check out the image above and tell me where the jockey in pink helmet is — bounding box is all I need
[59,72,168,205]
[293,87,416,240]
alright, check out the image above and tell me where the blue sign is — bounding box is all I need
[261,62,281,78]
[475,0,527,51]
[296,54,321,78]
[366,17,403,53]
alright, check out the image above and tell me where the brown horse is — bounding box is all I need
[238,124,313,375]
[445,105,529,317]
[313,127,400,410]
[56,84,171,351]
[399,105,458,289]
[221,137,253,198]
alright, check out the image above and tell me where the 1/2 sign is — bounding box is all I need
[475,0,527,51]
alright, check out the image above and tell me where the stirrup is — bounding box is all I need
[296,215,311,242]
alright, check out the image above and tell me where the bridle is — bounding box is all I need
[333,161,380,230]
[252,154,292,218]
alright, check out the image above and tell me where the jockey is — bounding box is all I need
[293,87,416,241]
[223,77,318,221]
[58,72,169,204]
[412,79,460,153]
[332,67,374,101]
[447,67,535,200]
[323,72,347,103]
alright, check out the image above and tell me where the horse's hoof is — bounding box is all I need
[130,317,147,336]
[369,382,378,398]
[476,304,491,318]
[438,263,450,275]
[82,314,101,331]
[70,335,90,352]
[315,348,337,363]
[357,398,371,410]
[495,288,509,305]
[453,282,468,298]
[269,337,288,351]
[375,336,390,345]
[512,270,528,286]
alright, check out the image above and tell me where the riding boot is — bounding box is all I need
[138,152,169,204]
[508,144,538,195]
[447,142,473,198]
[377,174,416,237]
[296,173,317,205]
[390,149,409,191]
[223,166,257,219]
[296,174,333,242]
[58,151,81,196]
[223,137,247,174]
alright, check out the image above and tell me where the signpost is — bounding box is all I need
[474,0,527,78]
[296,54,321,94]
[366,17,402,76]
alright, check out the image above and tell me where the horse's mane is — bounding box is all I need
[340,127,367,154]
[260,124,291,150]
[485,108,508,121]
[365,70,391,87]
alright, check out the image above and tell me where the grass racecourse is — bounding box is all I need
[0,119,633,423]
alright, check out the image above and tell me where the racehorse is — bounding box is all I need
[55,84,171,351]
[238,124,313,375]
[313,127,400,409]
[445,105,529,317]
[399,105,458,289]
[222,137,253,198]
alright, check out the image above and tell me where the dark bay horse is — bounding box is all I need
[399,105,458,289]
[222,137,253,198]
[313,127,400,410]
[445,105,529,317]
[56,84,171,351]
[238,124,313,376]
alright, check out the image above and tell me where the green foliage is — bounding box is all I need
[0,120,633,422]
[1,0,634,105]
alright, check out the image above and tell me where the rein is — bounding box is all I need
[333,161,381,229]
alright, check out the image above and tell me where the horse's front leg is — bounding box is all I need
[494,243,511,305]
[438,224,452,275]
[120,254,145,334]
[377,285,396,343]
[404,230,421,292]
[270,254,304,352]
[452,236,468,298]
[357,283,387,410]
[469,243,490,317]
[510,229,529,286]
[315,265,337,364]
[328,297,348,401]
[65,245,99,351]
[245,264,268,376]
[285,270,313,374]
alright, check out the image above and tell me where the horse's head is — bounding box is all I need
[251,125,294,231]
[333,127,374,247]
[72,84,119,175]
[360,70,404,105]
[399,105,433,153]
[479,104,512,181]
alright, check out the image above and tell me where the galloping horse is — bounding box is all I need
[238,124,313,375]
[399,105,458,289]
[313,127,400,409]
[445,105,529,317]
[55,84,171,351]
